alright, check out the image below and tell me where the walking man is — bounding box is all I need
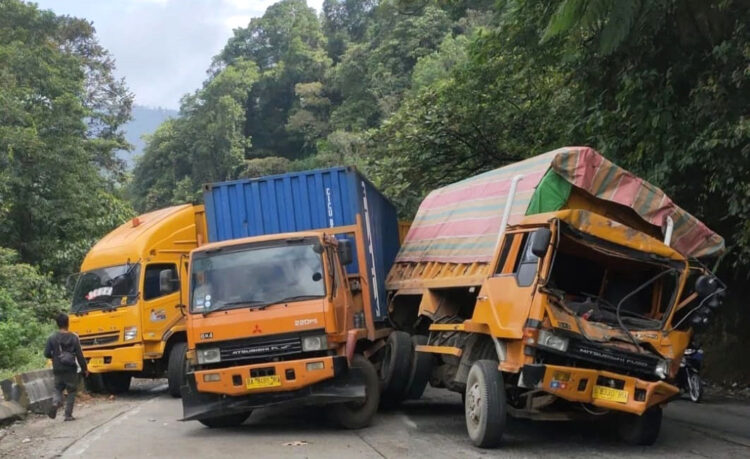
[44,313,88,421]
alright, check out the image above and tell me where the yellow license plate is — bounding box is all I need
[89,357,104,366]
[245,375,281,389]
[592,385,628,403]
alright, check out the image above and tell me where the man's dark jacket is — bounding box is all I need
[44,331,88,374]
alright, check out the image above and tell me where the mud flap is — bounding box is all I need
[180,364,367,422]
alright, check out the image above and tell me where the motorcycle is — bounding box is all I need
[678,346,704,403]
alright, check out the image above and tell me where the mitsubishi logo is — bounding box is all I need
[252,324,262,334]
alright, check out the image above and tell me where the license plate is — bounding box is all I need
[89,357,104,366]
[592,385,628,403]
[245,375,281,390]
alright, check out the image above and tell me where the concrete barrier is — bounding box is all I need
[0,400,25,424]
[17,369,55,414]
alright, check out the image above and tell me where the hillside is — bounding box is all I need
[118,105,177,167]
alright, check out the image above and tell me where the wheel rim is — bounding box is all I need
[689,373,701,401]
[466,382,482,427]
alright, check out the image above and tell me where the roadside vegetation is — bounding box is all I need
[1,0,748,380]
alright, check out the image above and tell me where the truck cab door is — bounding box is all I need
[140,263,182,342]
[474,231,544,337]
[327,243,355,334]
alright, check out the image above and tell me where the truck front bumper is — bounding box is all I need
[181,355,364,421]
[521,363,679,415]
[83,344,144,372]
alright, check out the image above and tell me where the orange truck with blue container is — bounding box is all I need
[386,147,726,447]
[180,167,410,428]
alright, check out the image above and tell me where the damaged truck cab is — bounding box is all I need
[387,147,725,447]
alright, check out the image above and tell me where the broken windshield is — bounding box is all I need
[545,230,681,331]
[71,263,141,312]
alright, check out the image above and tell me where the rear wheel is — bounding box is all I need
[687,371,703,403]
[167,342,188,398]
[404,335,432,400]
[198,412,251,428]
[617,406,662,445]
[379,331,413,405]
[332,355,380,429]
[465,360,506,448]
[102,373,132,394]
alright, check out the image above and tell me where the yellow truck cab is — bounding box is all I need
[69,204,207,396]
[386,147,726,448]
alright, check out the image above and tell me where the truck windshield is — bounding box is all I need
[545,230,681,331]
[71,263,141,312]
[190,241,325,314]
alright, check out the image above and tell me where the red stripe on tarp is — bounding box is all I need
[419,171,546,210]
[610,174,643,206]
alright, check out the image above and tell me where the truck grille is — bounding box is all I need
[212,334,303,364]
[80,331,120,347]
[566,340,659,376]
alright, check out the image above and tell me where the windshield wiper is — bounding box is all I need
[252,295,323,310]
[202,299,265,317]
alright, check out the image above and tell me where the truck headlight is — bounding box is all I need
[124,326,138,341]
[537,329,569,352]
[302,335,327,352]
[654,359,669,380]
[197,347,221,364]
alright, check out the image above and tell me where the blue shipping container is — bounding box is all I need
[202,167,400,323]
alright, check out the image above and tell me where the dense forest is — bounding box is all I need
[0,0,748,379]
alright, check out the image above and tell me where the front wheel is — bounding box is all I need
[167,342,188,398]
[465,360,506,448]
[617,406,662,445]
[198,412,251,428]
[102,373,132,394]
[687,371,703,403]
[332,355,380,429]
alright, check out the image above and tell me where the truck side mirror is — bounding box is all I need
[159,269,177,294]
[695,274,718,297]
[338,239,353,265]
[530,228,552,258]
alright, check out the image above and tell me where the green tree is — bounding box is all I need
[0,0,134,277]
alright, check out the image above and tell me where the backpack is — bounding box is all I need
[57,335,77,368]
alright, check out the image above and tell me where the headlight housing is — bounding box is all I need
[302,335,327,352]
[537,329,569,352]
[197,347,221,364]
[654,359,670,380]
[124,326,138,341]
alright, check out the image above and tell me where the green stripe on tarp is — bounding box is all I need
[526,170,572,215]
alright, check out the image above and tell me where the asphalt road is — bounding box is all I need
[1,380,748,458]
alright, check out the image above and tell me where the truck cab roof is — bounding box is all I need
[81,204,204,271]
[192,230,327,255]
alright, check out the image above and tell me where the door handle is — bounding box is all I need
[477,296,488,301]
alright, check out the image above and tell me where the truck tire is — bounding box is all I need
[465,360,507,448]
[617,406,662,445]
[84,373,104,393]
[102,373,132,394]
[332,355,380,429]
[167,342,188,398]
[198,412,251,428]
[405,335,432,400]
[379,331,413,405]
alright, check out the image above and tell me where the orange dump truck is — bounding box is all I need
[180,168,405,428]
[386,147,726,447]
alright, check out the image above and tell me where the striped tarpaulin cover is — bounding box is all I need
[396,146,724,263]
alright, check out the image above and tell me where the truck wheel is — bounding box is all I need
[198,412,251,428]
[332,355,380,429]
[167,342,188,398]
[84,373,104,393]
[617,406,662,445]
[102,373,132,394]
[380,331,413,405]
[465,360,506,448]
[405,335,432,400]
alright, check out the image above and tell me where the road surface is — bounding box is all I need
[1,380,748,458]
